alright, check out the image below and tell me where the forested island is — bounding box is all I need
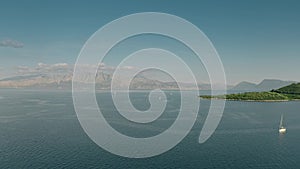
[201,83,300,102]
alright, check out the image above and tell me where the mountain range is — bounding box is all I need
[230,79,297,92]
[0,72,216,90]
[0,71,296,91]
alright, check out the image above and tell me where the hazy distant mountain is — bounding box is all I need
[256,79,296,91]
[0,72,228,90]
[230,79,297,92]
[0,73,72,89]
[230,81,257,91]
[1,70,291,91]
[0,71,190,90]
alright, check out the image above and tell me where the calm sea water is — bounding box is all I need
[0,89,300,169]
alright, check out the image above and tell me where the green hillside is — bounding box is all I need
[201,83,300,101]
[272,83,300,94]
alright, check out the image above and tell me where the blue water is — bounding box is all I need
[0,90,300,168]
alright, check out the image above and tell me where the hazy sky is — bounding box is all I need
[0,0,299,85]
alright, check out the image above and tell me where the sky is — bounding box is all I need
[0,0,300,85]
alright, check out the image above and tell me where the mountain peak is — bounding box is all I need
[257,79,296,91]
[231,79,297,92]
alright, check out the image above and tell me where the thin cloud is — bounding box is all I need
[16,63,71,75]
[0,39,24,48]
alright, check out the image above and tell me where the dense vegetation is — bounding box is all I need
[201,83,300,101]
[201,92,289,101]
[272,83,300,95]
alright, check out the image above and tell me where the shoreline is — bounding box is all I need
[200,97,300,102]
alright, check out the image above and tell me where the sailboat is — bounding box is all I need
[279,114,287,134]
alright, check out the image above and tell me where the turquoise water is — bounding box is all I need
[0,90,300,168]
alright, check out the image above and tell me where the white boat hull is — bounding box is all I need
[279,128,287,134]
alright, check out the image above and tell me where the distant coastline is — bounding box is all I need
[200,97,292,102]
[201,83,300,102]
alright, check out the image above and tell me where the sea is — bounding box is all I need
[0,89,300,169]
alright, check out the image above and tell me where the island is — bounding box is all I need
[201,83,300,102]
